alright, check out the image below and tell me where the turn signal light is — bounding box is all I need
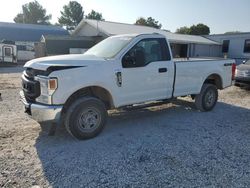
[49,79,57,90]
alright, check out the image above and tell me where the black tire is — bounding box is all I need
[195,84,218,112]
[64,97,107,140]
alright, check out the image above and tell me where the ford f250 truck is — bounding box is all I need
[20,33,236,139]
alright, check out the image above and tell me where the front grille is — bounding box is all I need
[236,70,250,78]
[22,69,41,102]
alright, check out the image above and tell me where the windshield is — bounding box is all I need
[245,60,250,65]
[84,36,133,58]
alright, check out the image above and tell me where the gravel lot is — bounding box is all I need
[0,66,250,188]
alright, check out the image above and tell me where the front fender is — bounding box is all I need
[50,67,118,106]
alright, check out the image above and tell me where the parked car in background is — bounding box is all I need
[235,59,250,87]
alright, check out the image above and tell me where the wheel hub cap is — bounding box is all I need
[78,108,100,131]
[205,90,215,107]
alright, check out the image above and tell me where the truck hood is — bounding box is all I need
[237,64,250,71]
[24,54,106,71]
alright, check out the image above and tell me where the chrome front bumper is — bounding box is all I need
[20,91,63,123]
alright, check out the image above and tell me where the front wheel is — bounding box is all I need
[65,97,107,140]
[195,84,218,112]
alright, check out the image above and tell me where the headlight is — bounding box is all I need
[35,76,58,104]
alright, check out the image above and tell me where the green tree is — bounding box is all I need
[175,26,190,34]
[58,1,83,30]
[135,17,147,26]
[189,23,210,35]
[85,10,104,21]
[135,17,162,29]
[14,1,51,25]
[176,23,210,35]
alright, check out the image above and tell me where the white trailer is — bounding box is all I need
[0,43,17,63]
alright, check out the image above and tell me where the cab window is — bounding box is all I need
[122,38,171,68]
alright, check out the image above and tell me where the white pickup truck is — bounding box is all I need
[20,33,235,139]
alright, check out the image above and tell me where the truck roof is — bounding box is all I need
[111,33,165,38]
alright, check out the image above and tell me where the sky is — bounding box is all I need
[0,0,249,34]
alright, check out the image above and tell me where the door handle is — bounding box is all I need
[158,68,167,73]
[115,70,122,87]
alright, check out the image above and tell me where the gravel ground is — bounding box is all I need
[0,66,250,188]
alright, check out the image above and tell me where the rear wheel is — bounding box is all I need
[195,84,218,112]
[65,97,107,140]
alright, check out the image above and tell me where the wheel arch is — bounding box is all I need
[203,73,223,89]
[62,85,115,114]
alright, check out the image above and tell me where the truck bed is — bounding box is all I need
[172,57,234,97]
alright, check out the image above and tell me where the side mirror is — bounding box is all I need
[122,54,134,68]
[122,49,145,68]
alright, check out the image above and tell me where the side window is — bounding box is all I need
[17,45,35,52]
[122,38,171,68]
[17,45,26,51]
[222,40,230,53]
[26,45,35,52]
[244,39,250,53]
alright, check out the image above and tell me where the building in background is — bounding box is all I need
[0,22,69,61]
[72,19,221,58]
[205,33,250,64]
[36,35,98,58]
[3,20,249,65]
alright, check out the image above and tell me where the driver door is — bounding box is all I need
[118,38,174,106]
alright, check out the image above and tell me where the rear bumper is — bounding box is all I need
[20,91,63,123]
[235,77,250,86]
